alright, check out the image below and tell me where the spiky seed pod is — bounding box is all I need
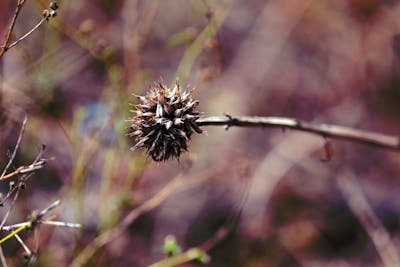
[129,82,202,161]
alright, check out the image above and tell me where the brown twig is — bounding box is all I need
[0,1,58,58]
[0,0,27,57]
[196,115,400,150]
[0,166,26,182]
[0,159,47,182]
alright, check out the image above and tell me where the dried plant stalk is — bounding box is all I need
[197,116,400,149]
[129,83,400,161]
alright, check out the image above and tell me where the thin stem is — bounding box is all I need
[0,181,24,230]
[0,161,46,182]
[0,223,30,244]
[0,246,8,267]
[1,117,27,178]
[196,115,400,150]
[13,234,32,258]
[2,222,30,231]
[0,0,27,57]
[337,171,400,267]
[39,220,81,228]
[6,18,47,51]
[37,200,61,219]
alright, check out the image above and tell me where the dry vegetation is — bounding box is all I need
[1,0,400,266]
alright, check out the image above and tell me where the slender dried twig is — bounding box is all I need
[0,159,47,182]
[6,18,47,51]
[0,245,7,267]
[14,233,36,265]
[337,170,400,267]
[0,0,27,57]
[197,115,400,150]
[0,148,46,236]
[0,118,48,265]
[0,1,58,57]
[38,220,81,228]
[1,117,27,178]
[0,155,46,207]
[12,234,30,256]
[0,174,29,207]
[1,200,81,244]
[0,217,28,245]
[0,180,24,230]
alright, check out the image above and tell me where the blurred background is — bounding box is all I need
[1,0,400,266]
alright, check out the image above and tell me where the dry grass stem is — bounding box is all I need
[0,247,7,267]
[70,164,225,267]
[337,171,400,267]
[173,1,231,84]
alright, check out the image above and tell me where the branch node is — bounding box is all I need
[224,113,236,131]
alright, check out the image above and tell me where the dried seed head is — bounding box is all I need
[129,82,202,161]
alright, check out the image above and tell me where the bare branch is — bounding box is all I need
[0,180,24,230]
[0,0,27,57]
[1,117,28,178]
[0,2,58,57]
[2,222,29,231]
[1,200,81,250]
[37,200,61,219]
[13,234,32,259]
[196,115,400,150]
[6,18,47,51]
[0,159,47,182]
[38,220,81,229]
